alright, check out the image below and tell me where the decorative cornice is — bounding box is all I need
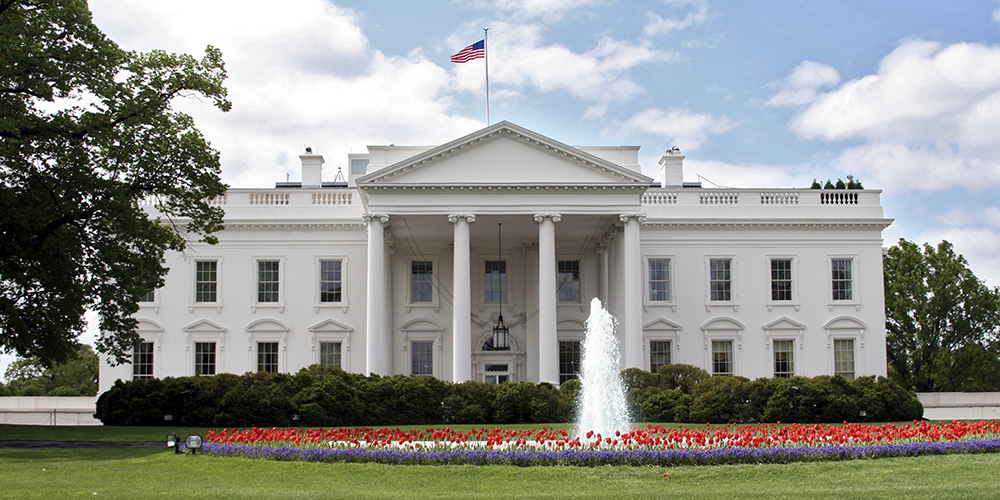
[224,223,363,230]
[642,220,893,229]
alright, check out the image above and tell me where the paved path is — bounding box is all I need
[0,441,164,448]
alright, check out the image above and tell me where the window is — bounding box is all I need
[770,259,792,301]
[195,261,218,303]
[139,289,155,303]
[319,260,343,303]
[195,342,216,375]
[711,340,733,375]
[319,342,341,368]
[257,260,280,303]
[485,260,506,303]
[648,259,670,302]
[411,341,433,376]
[709,259,732,302]
[484,364,510,384]
[832,259,853,301]
[834,339,855,380]
[649,340,672,373]
[133,342,153,378]
[557,260,580,302]
[773,340,794,378]
[559,340,581,383]
[257,342,279,373]
[411,261,433,303]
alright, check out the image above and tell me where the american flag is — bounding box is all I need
[451,40,485,63]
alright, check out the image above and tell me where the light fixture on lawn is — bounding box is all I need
[166,432,181,454]
[492,222,509,350]
[184,434,204,454]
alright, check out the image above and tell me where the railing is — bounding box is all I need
[641,188,881,211]
[820,191,859,205]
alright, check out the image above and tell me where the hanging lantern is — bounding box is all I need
[492,222,510,350]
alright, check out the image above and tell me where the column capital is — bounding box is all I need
[618,213,646,223]
[362,213,389,224]
[448,214,476,224]
[533,213,562,223]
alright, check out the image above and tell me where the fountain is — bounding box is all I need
[575,297,631,440]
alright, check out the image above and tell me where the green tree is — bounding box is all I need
[0,0,230,365]
[884,239,1000,391]
[3,344,98,396]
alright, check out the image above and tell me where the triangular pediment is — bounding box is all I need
[308,319,353,333]
[357,121,651,187]
[762,317,806,331]
[182,319,227,333]
[644,318,683,331]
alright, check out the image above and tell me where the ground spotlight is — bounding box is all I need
[166,432,181,454]
[184,434,204,454]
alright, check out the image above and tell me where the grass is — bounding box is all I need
[2,447,999,499]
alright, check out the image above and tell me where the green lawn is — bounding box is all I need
[1,447,998,499]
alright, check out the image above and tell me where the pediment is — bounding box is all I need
[308,319,353,333]
[246,318,289,333]
[182,319,227,333]
[135,319,164,333]
[357,121,651,187]
[702,317,745,331]
[762,317,806,331]
[825,316,867,330]
[644,318,683,331]
[400,319,445,332]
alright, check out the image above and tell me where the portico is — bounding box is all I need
[356,122,651,383]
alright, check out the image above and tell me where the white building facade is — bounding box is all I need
[100,122,892,393]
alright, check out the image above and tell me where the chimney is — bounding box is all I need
[658,147,684,187]
[300,147,324,188]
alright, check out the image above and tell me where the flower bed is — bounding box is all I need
[201,420,1000,467]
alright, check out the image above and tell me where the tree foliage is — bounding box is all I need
[3,344,98,396]
[884,239,1000,391]
[0,0,230,365]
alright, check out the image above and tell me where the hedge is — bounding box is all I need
[95,364,922,426]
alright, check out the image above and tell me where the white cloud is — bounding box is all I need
[993,5,1000,24]
[679,159,815,189]
[644,1,709,36]
[622,107,734,151]
[457,0,604,22]
[784,40,1000,191]
[766,61,840,107]
[465,23,676,118]
[90,0,483,188]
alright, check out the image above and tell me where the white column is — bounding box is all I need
[597,233,611,304]
[535,213,561,384]
[620,214,645,370]
[449,214,475,382]
[364,213,390,376]
[523,243,540,382]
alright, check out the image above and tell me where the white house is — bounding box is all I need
[99,121,892,393]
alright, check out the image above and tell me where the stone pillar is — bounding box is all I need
[534,213,561,384]
[522,242,539,382]
[597,233,611,305]
[364,213,390,376]
[449,214,475,382]
[619,214,645,370]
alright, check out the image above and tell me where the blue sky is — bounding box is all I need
[82,0,1000,288]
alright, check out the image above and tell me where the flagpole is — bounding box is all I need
[484,27,490,125]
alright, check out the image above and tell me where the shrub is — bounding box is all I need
[688,376,751,423]
[639,388,691,422]
[657,364,710,393]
